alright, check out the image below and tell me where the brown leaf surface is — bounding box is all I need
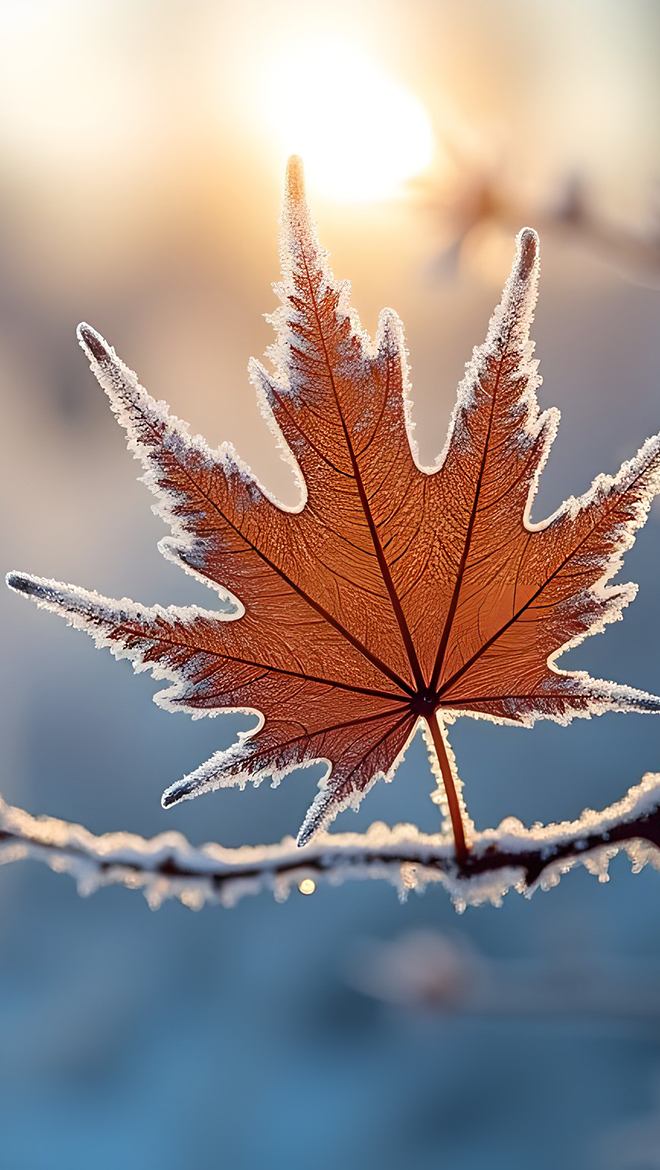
[8,158,660,850]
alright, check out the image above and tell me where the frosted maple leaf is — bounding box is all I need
[7,157,660,858]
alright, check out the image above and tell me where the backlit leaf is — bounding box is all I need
[8,157,660,856]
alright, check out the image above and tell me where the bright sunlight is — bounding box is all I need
[261,41,434,202]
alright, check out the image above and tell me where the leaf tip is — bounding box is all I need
[297,797,326,847]
[161,775,199,809]
[285,155,306,205]
[6,570,38,598]
[296,802,318,847]
[77,322,112,367]
[515,227,540,282]
[490,226,541,347]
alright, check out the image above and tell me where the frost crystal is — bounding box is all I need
[2,774,660,912]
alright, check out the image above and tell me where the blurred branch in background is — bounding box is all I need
[347,928,660,1023]
[3,773,660,913]
[423,135,660,288]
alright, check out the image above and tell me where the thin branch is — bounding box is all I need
[424,158,660,288]
[3,774,660,911]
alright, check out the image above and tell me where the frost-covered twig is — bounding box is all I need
[3,774,660,912]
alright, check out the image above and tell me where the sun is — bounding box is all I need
[261,41,434,202]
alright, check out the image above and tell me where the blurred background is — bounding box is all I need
[2,1,660,1167]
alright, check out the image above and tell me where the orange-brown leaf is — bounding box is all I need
[8,157,660,847]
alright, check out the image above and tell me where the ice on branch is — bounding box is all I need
[3,773,660,913]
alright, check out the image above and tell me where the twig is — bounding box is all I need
[3,774,660,912]
[425,160,660,287]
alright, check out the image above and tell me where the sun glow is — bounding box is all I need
[262,41,434,202]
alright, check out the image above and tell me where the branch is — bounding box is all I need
[426,157,660,288]
[3,775,660,911]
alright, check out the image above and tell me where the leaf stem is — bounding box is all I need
[426,710,469,863]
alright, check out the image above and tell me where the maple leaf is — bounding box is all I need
[7,157,660,860]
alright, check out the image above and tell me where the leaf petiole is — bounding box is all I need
[426,710,469,863]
